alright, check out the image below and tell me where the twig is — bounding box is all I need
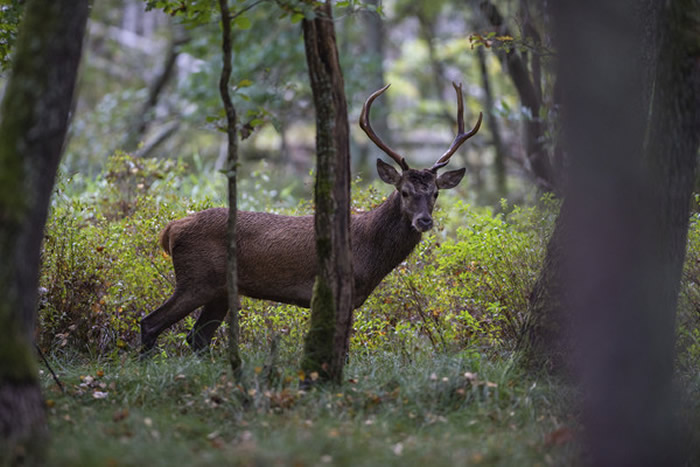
[34,343,65,394]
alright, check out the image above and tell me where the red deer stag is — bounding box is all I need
[141,82,482,353]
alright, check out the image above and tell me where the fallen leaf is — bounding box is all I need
[92,391,109,399]
[112,408,129,422]
[544,426,574,446]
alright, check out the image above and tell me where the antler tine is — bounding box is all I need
[430,82,483,172]
[359,84,409,171]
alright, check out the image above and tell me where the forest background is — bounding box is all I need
[1,0,699,465]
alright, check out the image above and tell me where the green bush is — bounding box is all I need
[40,152,212,355]
[352,196,556,356]
[39,153,556,358]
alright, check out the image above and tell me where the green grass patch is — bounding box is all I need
[40,350,577,466]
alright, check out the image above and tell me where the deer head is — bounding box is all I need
[360,82,483,232]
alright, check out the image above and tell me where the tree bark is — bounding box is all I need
[218,0,242,376]
[301,2,354,384]
[525,0,700,463]
[0,0,89,461]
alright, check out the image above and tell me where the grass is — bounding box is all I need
[39,348,577,466]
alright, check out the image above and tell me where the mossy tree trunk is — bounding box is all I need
[217,0,242,376]
[301,2,354,384]
[0,0,89,462]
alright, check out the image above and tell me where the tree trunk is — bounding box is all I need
[476,46,507,196]
[301,2,354,384]
[122,25,188,153]
[217,0,242,376]
[358,0,390,173]
[478,0,556,192]
[0,0,89,461]
[517,203,567,371]
[525,0,700,463]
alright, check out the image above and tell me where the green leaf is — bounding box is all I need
[237,79,253,88]
[290,13,304,24]
[234,15,251,30]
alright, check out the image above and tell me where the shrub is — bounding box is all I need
[352,196,556,356]
[40,153,206,355]
[39,154,556,358]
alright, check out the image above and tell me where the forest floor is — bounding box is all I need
[39,350,577,466]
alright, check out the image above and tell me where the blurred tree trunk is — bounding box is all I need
[518,0,687,371]
[476,46,506,195]
[358,0,390,172]
[0,0,89,461]
[523,0,699,463]
[217,0,242,376]
[123,25,189,154]
[478,0,556,192]
[301,2,354,384]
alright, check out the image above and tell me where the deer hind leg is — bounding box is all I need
[140,287,214,355]
[186,295,231,351]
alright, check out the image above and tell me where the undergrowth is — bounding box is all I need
[39,152,557,359]
[33,152,700,465]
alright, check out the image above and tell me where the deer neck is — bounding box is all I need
[355,191,423,276]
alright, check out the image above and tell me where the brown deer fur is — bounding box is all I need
[140,82,480,353]
[140,165,466,352]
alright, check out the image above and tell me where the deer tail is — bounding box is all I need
[158,223,173,256]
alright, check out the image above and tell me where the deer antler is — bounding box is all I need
[359,84,409,171]
[430,82,483,172]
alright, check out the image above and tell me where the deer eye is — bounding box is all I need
[433,192,439,199]
[401,190,409,198]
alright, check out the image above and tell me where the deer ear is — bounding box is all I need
[436,168,466,190]
[376,158,401,186]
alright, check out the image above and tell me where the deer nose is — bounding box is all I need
[415,216,433,232]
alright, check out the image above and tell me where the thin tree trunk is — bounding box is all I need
[478,0,556,192]
[218,0,242,375]
[358,0,390,172]
[301,2,354,384]
[0,0,89,461]
[476,46,506,195]
[123,26,188,153]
